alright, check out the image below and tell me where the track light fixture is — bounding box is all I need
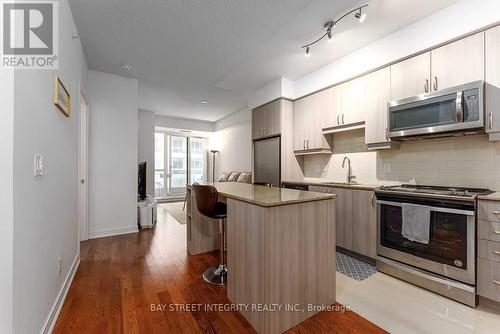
[302,4,368,57]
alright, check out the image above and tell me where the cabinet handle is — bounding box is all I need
[385,128,389,141]
[493,250,500,256]
[424,79,429,93]
[342,114,345,124]
[493,280,500,286]
[371,194,375,208]
[307,139,310,149]
[493,210,500,215]
[490,113,494,130]
[303,140,306,150]
[337,115,340,125]
[433,76,438,91]
[493,230,500,235]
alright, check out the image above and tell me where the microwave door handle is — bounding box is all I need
[456,91,464,122]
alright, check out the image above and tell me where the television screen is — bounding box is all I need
[138,162,147,200]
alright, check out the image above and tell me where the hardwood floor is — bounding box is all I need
[53,207,386,334]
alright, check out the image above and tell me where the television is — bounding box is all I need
[138,162,147,201]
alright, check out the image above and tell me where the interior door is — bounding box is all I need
[78,93,89,241]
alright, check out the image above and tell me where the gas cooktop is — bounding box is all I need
[376,184,492,199]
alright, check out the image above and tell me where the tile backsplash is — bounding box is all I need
[303,130,500,190]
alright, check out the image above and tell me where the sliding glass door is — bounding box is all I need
[155,133,207,199]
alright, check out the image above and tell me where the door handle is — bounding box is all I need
[433,76,438,91]
[424,79,429,93]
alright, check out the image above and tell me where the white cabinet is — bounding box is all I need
[486,26,500,138]
[431,32,484,92]
[293,93,331,154]
[390,33,484,102]
[324,77,365,130]
[390,52,431,101]
[365,67,397,149]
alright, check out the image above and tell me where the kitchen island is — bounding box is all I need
[186,182,336,334]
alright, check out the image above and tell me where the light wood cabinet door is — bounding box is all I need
[390,52,431,101]
[332,187,353,250]
[431,32,484,92]
[486,26,500,134]
[352,190,377,258]
[293,98,307,151]
[365,67,391,145]
[324,85,341,128]
[309,90,327,149]
[252,100,281,140]
[340,76,365,125]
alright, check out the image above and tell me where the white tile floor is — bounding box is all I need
[337,271,500,334]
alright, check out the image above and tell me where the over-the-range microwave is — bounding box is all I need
[388,81,484,140]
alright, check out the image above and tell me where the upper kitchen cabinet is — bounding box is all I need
[486,25,500,139]
[252,100,281,140]
[431,32,484,92]
[390,52,431,101]
[293,92,331,154]
[365,67,398,150]
[323,76,366,133]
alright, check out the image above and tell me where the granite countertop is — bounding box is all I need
[281,179,385,191]
[478,192,500,201]
[188,182,335,207]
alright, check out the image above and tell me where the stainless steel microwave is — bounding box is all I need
[388,81,484,140]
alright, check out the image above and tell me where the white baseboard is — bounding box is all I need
[88,225,138,239]
[41,253,80,334]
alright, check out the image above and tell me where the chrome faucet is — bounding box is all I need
[342,156,356,184]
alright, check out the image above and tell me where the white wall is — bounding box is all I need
[138,109,155,195]
[0,70,14,334]
[11,1,88,333]
[155,114,214,132]
[88,70,138,238]
[212,109,253,179]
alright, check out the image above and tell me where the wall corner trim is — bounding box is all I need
[41,253,80,334]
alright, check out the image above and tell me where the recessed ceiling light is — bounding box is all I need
[201,100,208,104]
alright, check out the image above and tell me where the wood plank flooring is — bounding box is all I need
[53,206,386,334]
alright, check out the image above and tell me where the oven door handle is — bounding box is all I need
[376,200,475,216]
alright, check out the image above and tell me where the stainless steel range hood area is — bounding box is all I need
[388,81,485,141]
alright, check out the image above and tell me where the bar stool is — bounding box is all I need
[192,183,227,285]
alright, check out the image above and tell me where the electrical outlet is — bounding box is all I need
[58,257,62,276]
[383,163,392,174]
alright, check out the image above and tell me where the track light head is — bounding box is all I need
[327,30,333,43]
[304,46,311,57]
[355,9,367,23]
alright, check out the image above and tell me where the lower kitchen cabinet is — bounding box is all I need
[310,186,377,259]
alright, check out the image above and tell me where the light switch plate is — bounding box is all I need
[383,163,391,174]
[34,154,44,176]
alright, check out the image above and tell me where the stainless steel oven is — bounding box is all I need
[375,185,492,307]
[388,81,484,140]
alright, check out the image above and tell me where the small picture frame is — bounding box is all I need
[53,75,71,117]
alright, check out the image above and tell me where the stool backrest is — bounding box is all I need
[192,183,218,217]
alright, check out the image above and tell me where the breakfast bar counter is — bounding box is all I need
[186,182,336,334]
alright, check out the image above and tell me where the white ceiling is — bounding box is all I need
[69,0,459,122]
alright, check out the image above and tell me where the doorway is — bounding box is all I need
[78,92,89,241]
[154,132,207,200]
